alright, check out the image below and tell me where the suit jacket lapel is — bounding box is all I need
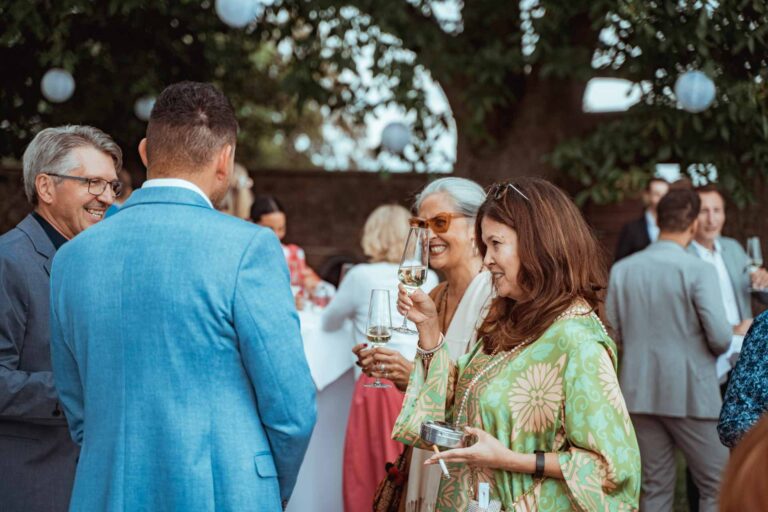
[16,214,57,276]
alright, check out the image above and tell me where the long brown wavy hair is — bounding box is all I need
[476,177,608,353]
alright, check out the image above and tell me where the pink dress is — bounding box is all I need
[343,375,405,512]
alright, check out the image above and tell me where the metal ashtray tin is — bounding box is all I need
[420,421,465,449]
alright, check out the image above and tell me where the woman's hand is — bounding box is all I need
[396,284,438,326]
[352,344,413,391]
[425,426,509,469]
[397,285,442,350]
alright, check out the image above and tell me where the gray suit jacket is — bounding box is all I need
[0,214,78,512]
[606,240,732,419]
[687,236,768,321]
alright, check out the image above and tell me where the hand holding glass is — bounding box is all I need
[364,289,393,389]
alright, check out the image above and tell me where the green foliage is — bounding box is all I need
[550,0,768,206]
[2,0,767,201]
[0,0,321,169]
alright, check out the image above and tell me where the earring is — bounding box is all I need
[471,239,479,256]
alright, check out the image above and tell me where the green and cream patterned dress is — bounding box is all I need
[393,304,641,511]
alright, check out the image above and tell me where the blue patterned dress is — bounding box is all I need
[718,310,768,447]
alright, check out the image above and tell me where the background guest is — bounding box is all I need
[607,188,731,512]
[250,193,320,292]
[719,412,768,512]
[615,176,669,261]
[718,310,768,448]
[321,204,438,512]
[0,125,121,512]
[357,177,490,512]
[690,184,768,338]
[218,162,254,220]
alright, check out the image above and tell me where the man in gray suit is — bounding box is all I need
[690,184,768,338]
[606,188,732,512]
[0,126,121,511]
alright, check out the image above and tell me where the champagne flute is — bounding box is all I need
[747,236,763,273]
[364,289,393,389]
[393,226,429,334]
[747,236,765,291]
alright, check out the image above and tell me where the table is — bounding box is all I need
[287,309,358,512]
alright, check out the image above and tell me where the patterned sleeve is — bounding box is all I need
[392,342,458,448]
[718,312,768,447]
[558,335,641,511]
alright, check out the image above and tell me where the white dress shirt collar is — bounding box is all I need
[645,210,660,243]
[142,178,213,208]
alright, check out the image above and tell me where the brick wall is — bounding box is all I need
[2,165,764,279]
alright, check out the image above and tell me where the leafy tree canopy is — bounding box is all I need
[2,1,767,205]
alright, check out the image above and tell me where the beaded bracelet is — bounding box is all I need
[416,334,445,360]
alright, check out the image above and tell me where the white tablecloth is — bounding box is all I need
[299,309,358,391]
[287,309,358,512]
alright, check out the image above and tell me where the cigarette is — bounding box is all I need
[432,445,450,479]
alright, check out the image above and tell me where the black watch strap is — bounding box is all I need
[534,450,545,479]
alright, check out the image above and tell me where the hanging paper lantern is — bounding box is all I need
[674,71,716,113]
[134,96,156,121]
[215,0,262,28]
[41,68,75,103]
[381,122,411,154]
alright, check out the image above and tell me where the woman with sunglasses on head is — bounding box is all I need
[356,177,492,512]
[394,178,641,511]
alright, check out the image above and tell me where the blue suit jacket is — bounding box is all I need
[49,186,316,511]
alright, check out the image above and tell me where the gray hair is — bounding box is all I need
[22,125,123,204]
[414,177,486,217]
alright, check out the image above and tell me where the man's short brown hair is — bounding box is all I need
[657,188,701,233]
[146,82,238,172]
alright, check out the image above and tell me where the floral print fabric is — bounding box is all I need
[718,310,768,447]
[392,311,641,511]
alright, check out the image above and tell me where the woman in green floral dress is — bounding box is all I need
[394,178,641,511]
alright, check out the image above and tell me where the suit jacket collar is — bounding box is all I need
[118,186,214,212]
[16,213,56,275]
[649,239,686,253]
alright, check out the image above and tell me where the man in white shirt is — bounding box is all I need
[684,183,768,512]
[690,185,768,338]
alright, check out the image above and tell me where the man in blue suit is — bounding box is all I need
[49,82,316,511]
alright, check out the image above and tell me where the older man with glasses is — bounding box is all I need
[0,125,121,512]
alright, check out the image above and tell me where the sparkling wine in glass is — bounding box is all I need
[394,227,429,335]
[747,236,765,291]
[747,236,763,273]
[364,289,393,389]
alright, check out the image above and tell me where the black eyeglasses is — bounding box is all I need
[45,173,123,198]
[488,182,530,202]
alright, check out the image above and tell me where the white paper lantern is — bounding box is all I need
[41,68,75,103]
[381,122,411,154]
[674,71,716,113]
[134,96,156,121]
[215,0,263,28]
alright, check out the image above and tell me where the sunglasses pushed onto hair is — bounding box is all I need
[488,182,530,202]
[409,212,470,234]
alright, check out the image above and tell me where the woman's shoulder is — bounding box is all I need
[540,312,618,365]
[751,310,768,334]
